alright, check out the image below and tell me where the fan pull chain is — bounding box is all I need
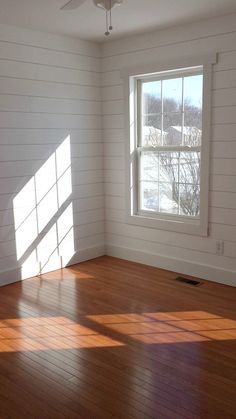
[109,0,113,31]
[105,9,110,36]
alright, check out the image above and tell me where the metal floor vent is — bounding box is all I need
[175,276,202,286]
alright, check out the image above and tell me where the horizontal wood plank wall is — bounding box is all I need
[0,24,104,284]
[102,13,236,287]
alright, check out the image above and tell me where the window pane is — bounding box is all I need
[140,181,158,211]
[142,115,162,146]
[179,152,200,185]
[183,114,202,146]
[163,77,182,112]
[140,151,158,182]
[179,184,200,217]
[163,113,182,145]
[184,75,202,146]
[159,152,179,183]
[159,183,179,214]
[143,113,162,128]
[142,81,161,114]
[142,80,162,146]
[184,75,203,109]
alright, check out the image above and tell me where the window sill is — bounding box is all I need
[127,213,208,236]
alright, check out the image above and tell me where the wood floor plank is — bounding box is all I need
[0,256,235,418]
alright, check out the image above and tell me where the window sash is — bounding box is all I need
[138,70,203,148]
[137,148,201,218]
[137,145,201,152]
[137,67,203,84]
[136,68,202,220]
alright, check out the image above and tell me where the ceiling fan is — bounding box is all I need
[60,0,124,36]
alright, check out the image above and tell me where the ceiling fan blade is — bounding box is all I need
[60,0,87,10]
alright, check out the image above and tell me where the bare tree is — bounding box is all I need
[143,94,201,216]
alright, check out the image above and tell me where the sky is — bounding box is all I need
[143,74,203,109]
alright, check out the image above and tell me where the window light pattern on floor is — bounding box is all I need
[87,311,236,344]
[0,311,235,353]
[0,316,124,352]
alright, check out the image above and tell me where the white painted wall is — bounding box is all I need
[0,24,104,285]
[102,14,236,287]
[1,13,236,287]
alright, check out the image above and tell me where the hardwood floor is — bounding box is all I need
[0,256,236,419]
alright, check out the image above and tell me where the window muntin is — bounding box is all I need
[137,68,203,219]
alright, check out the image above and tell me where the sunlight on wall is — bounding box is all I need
[13,136,75,280]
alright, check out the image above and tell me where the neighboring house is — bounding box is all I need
[143,125,201,146]
[142,126,166,146]
[167,126,202,146]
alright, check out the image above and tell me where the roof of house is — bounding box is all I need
[171,126,202,136]
[143,126,162,135]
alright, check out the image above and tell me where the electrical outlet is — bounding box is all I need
[216,240,224,256]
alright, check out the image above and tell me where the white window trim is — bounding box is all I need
[122,53,217,236]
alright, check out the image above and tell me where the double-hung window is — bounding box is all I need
[126,59,214,236]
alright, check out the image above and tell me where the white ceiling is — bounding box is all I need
[0,0,235,42]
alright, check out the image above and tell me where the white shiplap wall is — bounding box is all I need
[102,14,236,287]
[0,24,104,285]
[1,14,236,287]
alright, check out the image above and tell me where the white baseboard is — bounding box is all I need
[0,267,22,287]
[67,244,105,266]
[1,243,234,288]
[0,245,105,287]
[106,244,236,287]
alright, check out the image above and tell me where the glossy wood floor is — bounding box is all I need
[0,256,236,419]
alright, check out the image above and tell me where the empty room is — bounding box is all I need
[0,0,236,418]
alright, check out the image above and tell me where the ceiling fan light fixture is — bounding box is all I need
[61,0,124,36]
[93,0,123,36]
[93,0,123,11]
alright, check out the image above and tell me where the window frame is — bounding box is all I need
[137,67,202,222]
[123,54,216,236]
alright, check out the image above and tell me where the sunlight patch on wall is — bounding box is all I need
[13,136,75,280]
